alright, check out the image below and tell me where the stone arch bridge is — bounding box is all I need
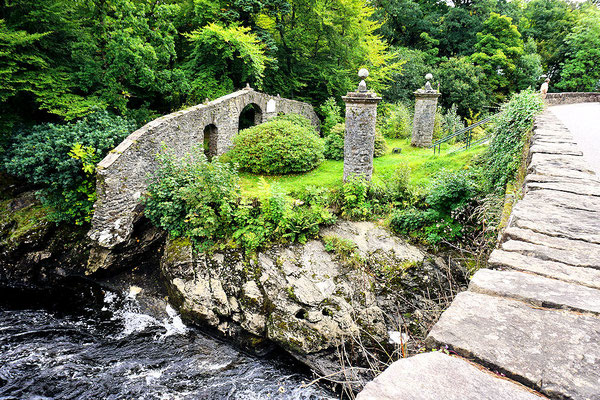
[88,87,319,270]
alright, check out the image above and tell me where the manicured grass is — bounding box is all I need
[239,138,487,197]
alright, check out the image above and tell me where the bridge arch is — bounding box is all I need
[202,124,218,160]
[238,102,263,131]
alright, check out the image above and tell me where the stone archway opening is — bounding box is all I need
[203,124,218,161]
[238,103,263,131]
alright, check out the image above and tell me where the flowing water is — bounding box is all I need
[0,281,336,400]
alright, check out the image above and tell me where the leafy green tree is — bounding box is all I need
[263,0,401,104]
[435,57,488,116]
[522,0,575,75]
[185,23,272,102]
[470,13,524,99]
[514,38,543,91]
[556,6,600,92]
[71,0,187,116]
[383,47,431,104]
[372,0,435,47]
[2,111,135,224]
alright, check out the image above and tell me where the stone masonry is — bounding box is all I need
[358,104,600,399]
[88,88,319,272]
[342,70,382,182]
[411,75,440,148]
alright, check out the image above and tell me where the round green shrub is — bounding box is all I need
[379,102,412,139]
[374,131,387,157]
[324,123,345,160]
[230,114,324,175]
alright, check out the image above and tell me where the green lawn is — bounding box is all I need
[239,138,487,197]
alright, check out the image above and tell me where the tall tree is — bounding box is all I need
[470,13,524,99]
[556,5,600,92]
[522,0,575,76]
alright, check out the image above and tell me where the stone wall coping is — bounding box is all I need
[342,91,382,104]
[545,92,600,106]
[413,91,441,99]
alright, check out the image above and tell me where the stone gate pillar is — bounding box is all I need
[411,73,441,147]
[343,69,382,182]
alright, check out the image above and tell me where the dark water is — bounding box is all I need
[0,283,336,400]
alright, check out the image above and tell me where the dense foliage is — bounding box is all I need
[324,123,346,161]
[390,170,476,244]
[2,111,135,224]
[481,89,545,193]
[144,147,336,251]
[229,114,324,174]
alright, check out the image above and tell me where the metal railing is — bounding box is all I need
[430,113,501,154]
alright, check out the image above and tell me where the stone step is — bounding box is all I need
[490,249,600,291]
[504,227,600,251]
[529,142,583,156]
[525,179,600,197]
[356,352,545,400]
[528,153,596,177]
[510,202,600,244]
[519,191,600,214]
[426,291,600,400]
[500,239,600,268]
[470,269,600,315]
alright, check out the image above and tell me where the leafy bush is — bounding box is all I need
[320,97,343,137]
[371,164,413,205]
[230,114,324,175]
[2,111,135,224]
[324,123,345,160]
[143,146,241,244]
[144,147,336,252]
[390,170,476,244]
[482,89,544,193]
[379,102,412,139]
[374,131,388,157]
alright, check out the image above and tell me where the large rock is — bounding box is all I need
[356,352,543,400]
[427,291,600,400]
[160,221,464,380]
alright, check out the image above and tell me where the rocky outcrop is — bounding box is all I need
[0,176,165,287]
[160,221,465,381]
[0,189,89,287]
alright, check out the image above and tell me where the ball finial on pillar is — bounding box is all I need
[358,68,369,93]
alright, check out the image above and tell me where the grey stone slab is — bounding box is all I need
[530,142,583,156]
[470,269,600,314]
[427,291,600,400]
[510,202,600,244]
[528,153,596,176]
[504,227,600,261]
[521,190,600,213]
[528,164,597,181]
[489,249,600,290]
[356,352,544,400]
[533,136,578,145]
[525,179,600,197]
[501,238,600,268]
[525,173,600,188]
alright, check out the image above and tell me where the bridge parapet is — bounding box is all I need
[545,92,600,106]
[87,88,318,271]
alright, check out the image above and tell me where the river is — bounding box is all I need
[0,280,337,400]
